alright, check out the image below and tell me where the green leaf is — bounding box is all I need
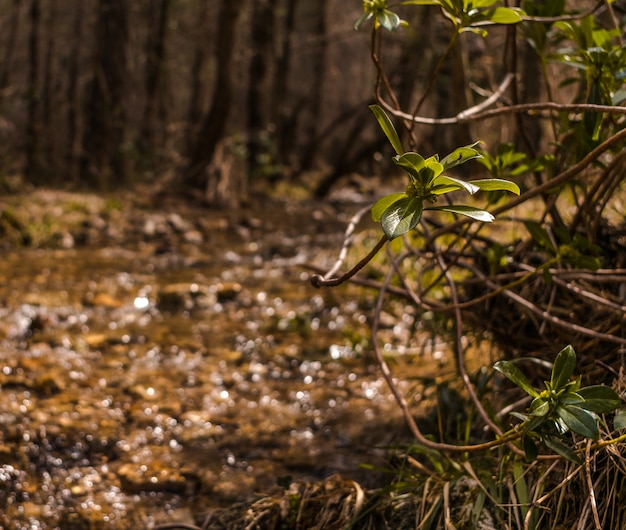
[524,221,556,253]
[431,175,480,194]
[557,404,599,439]
[543,435,582,465]
[393,152,426,180]
[439,142,482,170]
[426,205,494,222]
[529,398,549,417]
[521,436,538,462]
[476,7,524,24]
[369,105,403,155]
[550,345,577,392]
[354,12,372,30]
[577,385,622,413]
[377,9,402,32]
[494,360,539,397]
[381,197,423,240]
[468,178,520,195]
[372,193,407,222]
[614,410,626,430]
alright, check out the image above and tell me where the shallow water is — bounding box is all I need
[0,197,451,528]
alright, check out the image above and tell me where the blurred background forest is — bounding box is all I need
[0,0,538,203]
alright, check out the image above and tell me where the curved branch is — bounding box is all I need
[310,234,387,288]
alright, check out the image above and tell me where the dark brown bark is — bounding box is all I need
[298,0,329,171]
[140,0,171,167]
[246,0,277,178]
[185,1,211,152]
[42,1,58,174]
[182,0,244,189]
[65,0,84,183]
[82,0,129,186]
[24,0,41,181]
[0,0,21,92]
[272,0,297,167]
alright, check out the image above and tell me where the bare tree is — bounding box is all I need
[0,0,22,93]
[82,0,129,186]
[247,0,277,179]
[182,0,244,192]
[65,0,84,183]
[24,0,41,181]
[139,0,171,169]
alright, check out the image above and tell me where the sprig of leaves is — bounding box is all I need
[495,345,622,464]
[369,105,520,240]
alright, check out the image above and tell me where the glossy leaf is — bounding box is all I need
[557,404,599,439]
[529,398,549,417]
[354,12,372,30]
[432,175,479,194]
[494,360,539,397]
[369,105,403,155]
[426,205,494,222]
[381,197,423,239]
[550,344,576,392]
[477,7,524,24]
[543,435,582,465]
[440,142,482,170]
[393,152,426,180]
[377,9,402,31]
[614,410,626,430]
[468,178,521,195]
[577,385,621,413]
[371,193,407,222]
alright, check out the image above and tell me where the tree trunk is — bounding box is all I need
[182,0,244,190]
[65,0,84,183]
[272,0,296,169]
[42,1,58,175]
[185,1,210,151]
[298,0,328,172]
[140,0,171,169]
[24,0,41,182]
[0,0,21,92]
[246,0,276,179]
[82,0,129,186]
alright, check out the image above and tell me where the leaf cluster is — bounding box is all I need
[369,104,519,240]
[495,345,622,464]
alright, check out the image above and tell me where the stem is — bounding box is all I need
[310,235,387,288]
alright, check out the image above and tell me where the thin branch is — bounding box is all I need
[310,234,387,288]
[383,99,626,126]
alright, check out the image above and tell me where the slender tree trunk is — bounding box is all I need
[82,0,129,186]
[246,0,276,179]
[272,0,296,168]
[185,1,210,152]
[65,0,84,183]
[298,0,328,171]
[42,1,57,175]
[24,0,41,182]
[182,0,244,189]
[0,0,21,92]
[140,0,171,169]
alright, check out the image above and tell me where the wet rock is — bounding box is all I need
[183,229,204,244]
[157,282,215,311]
[167,213,193,233]
[84,292,124,308]
[117,452,195,494]
[215,282,242,303]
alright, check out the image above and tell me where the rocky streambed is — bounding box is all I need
[0,189,451,528]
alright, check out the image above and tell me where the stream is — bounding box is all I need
[0,191,452,528]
